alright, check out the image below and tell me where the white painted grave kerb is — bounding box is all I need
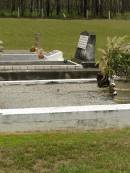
[0,104,130,132]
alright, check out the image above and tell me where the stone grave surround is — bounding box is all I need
[75,31,96,63]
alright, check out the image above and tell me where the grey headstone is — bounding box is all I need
[75,31,96,63]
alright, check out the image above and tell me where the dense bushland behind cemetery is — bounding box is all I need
[0,0,130,19]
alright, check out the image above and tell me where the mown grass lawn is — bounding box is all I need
[0,19,130,59]
[0,129,130,172]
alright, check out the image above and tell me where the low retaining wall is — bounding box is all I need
[0,69,99,80]
[0,104,130,132]
[0,78,97,86]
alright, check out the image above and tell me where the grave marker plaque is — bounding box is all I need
[78,35,89,49]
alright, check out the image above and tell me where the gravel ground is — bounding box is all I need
[0,83,114,109]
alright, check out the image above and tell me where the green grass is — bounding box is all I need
[0,129,130,172]
[0,19,130,59]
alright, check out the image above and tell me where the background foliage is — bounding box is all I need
[0,0,130,19]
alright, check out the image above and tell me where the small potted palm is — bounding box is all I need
[98,36,130,103]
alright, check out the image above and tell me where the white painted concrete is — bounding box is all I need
[0,104,130,132]
[0,78,97,86]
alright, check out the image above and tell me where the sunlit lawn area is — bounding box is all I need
[0,19,130,59]
[0,128,130,172]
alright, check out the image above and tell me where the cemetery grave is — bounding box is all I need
[0,31,112,110]
[0,32,99,80]
[0,30,130,132]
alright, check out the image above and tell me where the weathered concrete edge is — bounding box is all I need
[0,78,97,86]
[0,104,130,132]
